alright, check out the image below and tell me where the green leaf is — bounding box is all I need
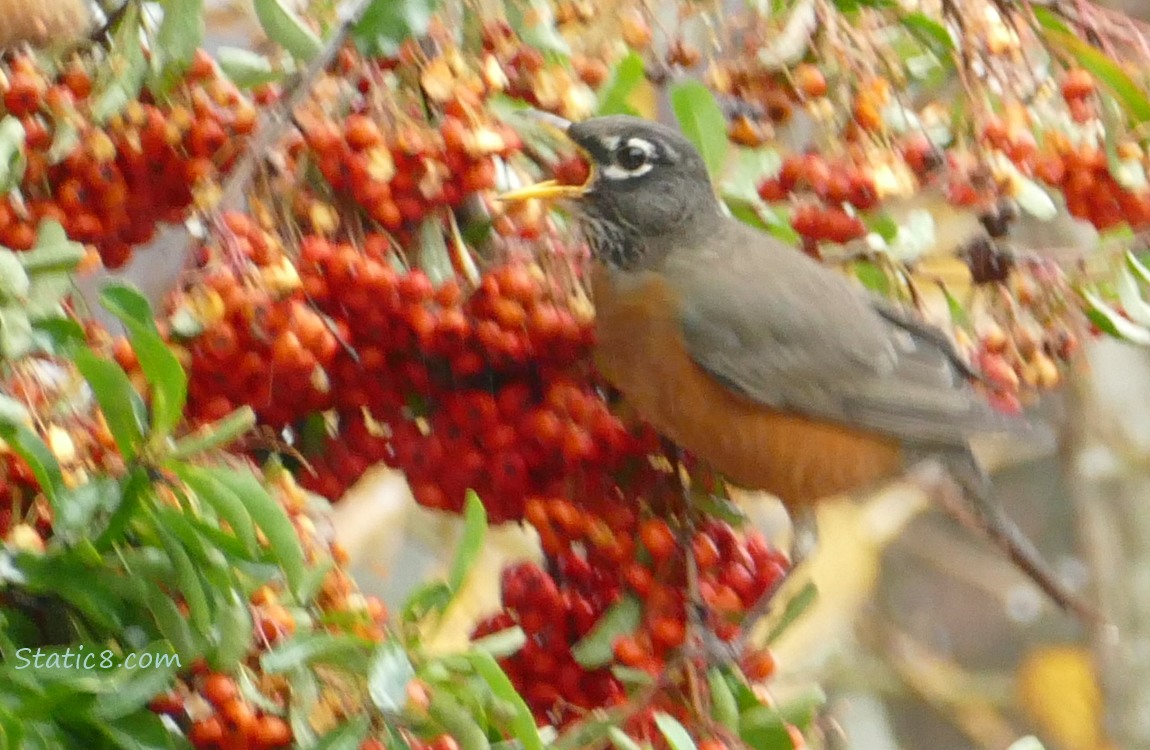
[54,477,121,542]
[0,419,64,504]
[261,632,372,673]
[143,586,200,666]
[724,197,801,244]
[0,307,33,359]
[216,47,282,89]
[470,626,526,658]
[0,116,26,195]
[670,80,729,179]
[210,466,309,597]
[852,260,891,296]
[708,667,739,732]
[597,52,644,116]
[1082,288,1150,345]
[899,11,954,57]
[91,641,181,720]
[353,0,442,57]
[100,284,188,440]
[95,468,151,550]
[607,728,644,750]
[100,709,189,750]
[862,213,899,243]
[939,283,970,330]
[210,591,253,671]
[253,0,323,62]
[92,5,149,123]
[72,348,147,460]
[428,689,490,750]
[1039,25,1150,124]
[738,705,793,750]
[448,491,487,592]
[155,525,213,634]
[368,641,415,713]
[401,581,453,623]
[314,717,372,750]
[151,0,205,92]
[18,220,84,273]
[46,118,79,165]
[0,252,29,303]
[766,581,818,644]
[467,650,544,750]
[571,594,642,668]
[0,394,29,424]
[775,686,826,728]
[654,712,697,750]
[31,318,87,351]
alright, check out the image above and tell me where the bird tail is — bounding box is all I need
[929,446,1104,626]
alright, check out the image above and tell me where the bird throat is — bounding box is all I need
[578,213,647,271]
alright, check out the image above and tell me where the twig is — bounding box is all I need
[175,0,373,262]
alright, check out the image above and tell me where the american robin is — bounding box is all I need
[500,114,1096,623]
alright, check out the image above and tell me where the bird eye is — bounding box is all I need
[614,143,650,171]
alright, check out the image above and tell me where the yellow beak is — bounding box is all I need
[497,179,588,204]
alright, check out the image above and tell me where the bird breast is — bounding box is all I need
[589,266,904,507]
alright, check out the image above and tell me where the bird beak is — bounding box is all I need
[498,179,587,203]
[498,110,592,204]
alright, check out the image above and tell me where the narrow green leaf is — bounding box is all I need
[428,689,490,750]
[608,728,644,750]
[401,581,453,623]
[766,581,818,644]
[91,641,180,720]
[899,11,954,57]
[0,420,64,504]
[448,491,487,592]
[1082,288,1150,345]
[216,47,282,89]
[0,116,26,194]
[1040,26,1150,123]
[210,591,253,671]
[939,283,971,330]
[100,284,188,441]
[261,632,372,673]
[91,5,149,123]
[31,318,87,351]
[368,641,415,713]
[54,477,121,542]
[155,525,213,635]
[1127,249,1150,287]
[654,712,697,750]
[72,349,147,460]
[468,649,543,750]
[170,464,258,554]
[670,80,730,179]
[211,466,309,597]
[95,469,151,550]
[470,626,526,658]
[253,0,323,61]
[100,709,188,750]
[31,221,76,265]
[313,717,372,750]
[151,0,205,92]
[852,260,892,296]
[597,52,644,115]
[571,594,642,668]
[862,213,899,243]
[0,307,33,359]
[708,667,739,732]
[353,0,442,57]
[738,705,793,750]
[143,586,200,662]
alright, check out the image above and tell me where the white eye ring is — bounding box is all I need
[600,137,658,181]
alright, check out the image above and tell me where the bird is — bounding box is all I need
[498,113,1098,624]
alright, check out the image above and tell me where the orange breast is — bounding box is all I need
[590,268,904,508]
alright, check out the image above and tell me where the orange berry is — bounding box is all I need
[793,63,827,98]
[639,518,677,563]
[201,673,238,707]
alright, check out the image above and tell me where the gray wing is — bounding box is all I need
[670,220,1026,446]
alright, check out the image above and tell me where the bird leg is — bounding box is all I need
[904,452,1106,627]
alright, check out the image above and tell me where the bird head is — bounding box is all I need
[499,115,721,270]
